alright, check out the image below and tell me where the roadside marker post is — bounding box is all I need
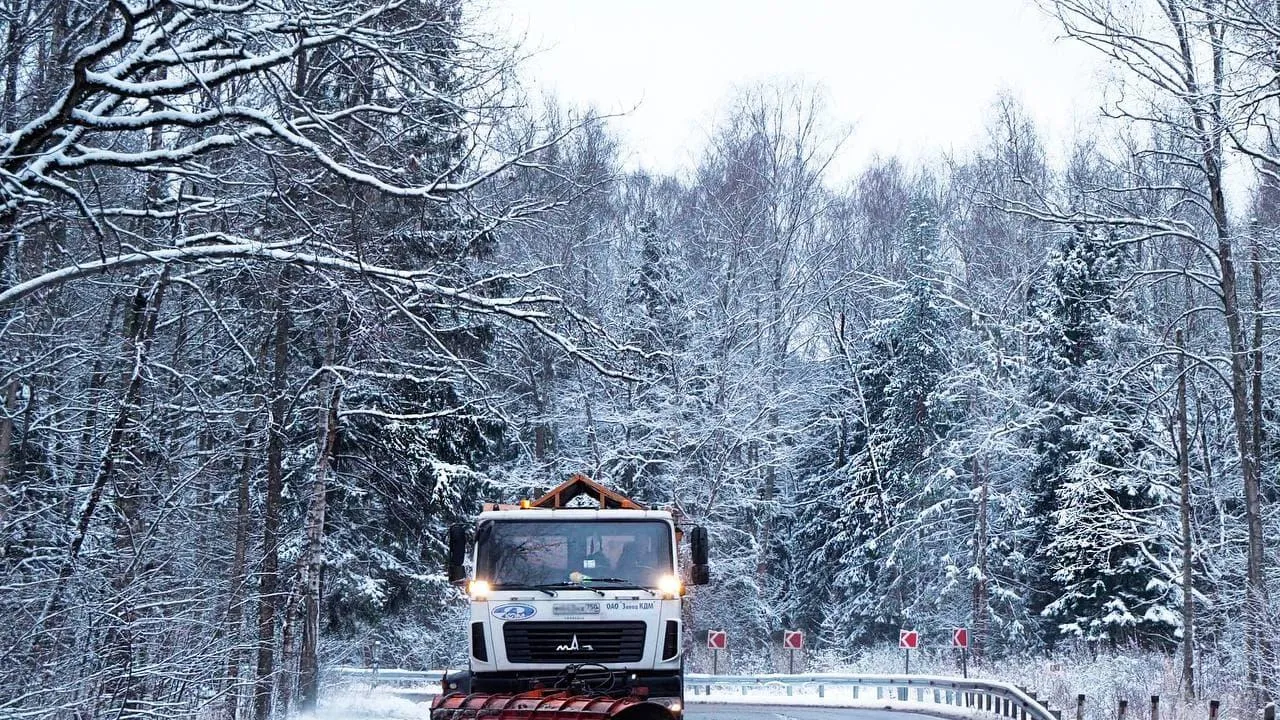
[952,627,969,677]
[899,629,919,674]
[707,630,727,675]
[783,630,804,674]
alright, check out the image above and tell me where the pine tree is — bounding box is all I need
[815,195,960,649]
[1023,225,1175,647]
[613,215,688,502]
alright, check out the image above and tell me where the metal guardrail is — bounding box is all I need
[330,667,445,683]
[685,673,1059,720]
[328,667,1060,720]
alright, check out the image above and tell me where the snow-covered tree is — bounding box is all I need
[1023,225,1175,647]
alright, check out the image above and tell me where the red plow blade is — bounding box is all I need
[431,691,670,720]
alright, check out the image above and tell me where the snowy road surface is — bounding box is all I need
[687,705,937,720]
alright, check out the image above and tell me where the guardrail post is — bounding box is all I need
[877,686,884,700]
[741,684,747,696]
[918,687,925,702]
[1208,700,1220,720]
[819,684,825,698]
[1118,699,1128,720]
[853,686,859,700]
[935,689,942,704]
[1077,694,1086,720]
[786,685,793,697]
[1152,696,1160,720]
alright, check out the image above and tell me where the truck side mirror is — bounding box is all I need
[447,524,468,584]
[689,525,710,585]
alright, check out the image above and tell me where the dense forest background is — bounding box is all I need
[3,0,1280,718]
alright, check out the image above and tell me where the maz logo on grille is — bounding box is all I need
[555,635,593,652]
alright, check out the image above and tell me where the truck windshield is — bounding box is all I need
[475,519,674,588]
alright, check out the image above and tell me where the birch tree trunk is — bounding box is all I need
[297,373,343,712]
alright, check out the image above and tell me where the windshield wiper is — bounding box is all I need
[494,584,558,597]
[536,581,606,597]
[577,578,657,596]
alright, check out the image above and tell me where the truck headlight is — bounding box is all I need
[468,580,491,599]
[657,575,682,597]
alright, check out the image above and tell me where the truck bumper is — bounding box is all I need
[461,670,682,699]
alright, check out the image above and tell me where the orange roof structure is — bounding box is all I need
[530,474,647,510]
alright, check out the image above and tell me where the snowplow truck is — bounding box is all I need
[431,475,710,720]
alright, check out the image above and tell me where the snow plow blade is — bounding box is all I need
[430,691,674,720]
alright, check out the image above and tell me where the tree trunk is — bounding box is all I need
[0,377,19,528]
[74,297,123,485]
[971,454,989,663]
[277,585,298,715]
[108,274,169,718]
[1176,329,1195,699]
[297,377,343,712]
[1249,231,1270,695]
[1,0,25,132]
[223,418,257,720]
[1213,180,1268,701]
[253,291,291,720]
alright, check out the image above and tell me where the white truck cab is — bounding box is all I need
[443,477,709,713]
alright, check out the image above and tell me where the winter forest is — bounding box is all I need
[4,0,1280,718]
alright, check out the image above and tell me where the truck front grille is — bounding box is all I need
[503,621,647,663]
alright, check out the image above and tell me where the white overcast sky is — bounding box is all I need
[485,0,1111,180]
